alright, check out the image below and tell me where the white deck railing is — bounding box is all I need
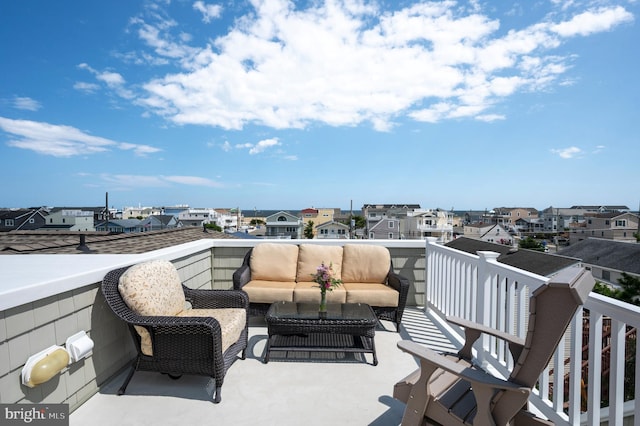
[423,237,640,426]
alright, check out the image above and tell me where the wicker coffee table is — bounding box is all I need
[264,301,378,366]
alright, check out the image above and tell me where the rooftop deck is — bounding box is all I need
[70,308,454,426]
[1,235,638,425]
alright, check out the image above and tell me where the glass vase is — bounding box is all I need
[319,291,327,313]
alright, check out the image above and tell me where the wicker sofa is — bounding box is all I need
[232,243,410,331]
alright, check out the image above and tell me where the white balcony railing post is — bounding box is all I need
[476,250,500,369]
[424,237,438,315]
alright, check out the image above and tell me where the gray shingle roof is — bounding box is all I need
[558,238,640,274]
[445,237,579,277]
[0,227,238,254]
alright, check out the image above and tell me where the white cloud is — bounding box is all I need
[13,97,41,111]
[475,114,505,122]
[99,173,222,188]
[78,63,135,99]
[0,117,161,157]
[229,138,281,155]
[551,6,633,37]
[163,175,222,187]
[111,1,633,130]
[193,1,222,23]
[551,146,583,159]
[249,138,280,154]
[73,82,100,93]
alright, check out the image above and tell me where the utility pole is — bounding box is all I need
[349,199,353,239]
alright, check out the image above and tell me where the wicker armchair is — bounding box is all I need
[101,260,249,403]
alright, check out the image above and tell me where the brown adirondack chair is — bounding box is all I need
[394,266,594,426]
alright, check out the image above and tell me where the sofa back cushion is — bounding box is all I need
[296,244,344,283]
[118,260,186,316]
[341,244,390,284]
[250,243,299,282]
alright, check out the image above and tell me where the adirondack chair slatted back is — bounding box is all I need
[492,267,594,425]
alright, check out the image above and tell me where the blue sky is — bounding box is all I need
[1,0,638,212]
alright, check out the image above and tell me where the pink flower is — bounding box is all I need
[311,262,342,293]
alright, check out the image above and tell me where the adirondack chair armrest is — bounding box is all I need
[447,315,525,362]
[398,340,530,426]
[398,340,528,392]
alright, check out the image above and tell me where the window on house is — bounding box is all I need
[29,218,35,223]
[369,232,374,239]
[605,220,610,225]
[388,221,394,228]
[388,233,393,239]
[5,219,14,226]
[615,220,627,227]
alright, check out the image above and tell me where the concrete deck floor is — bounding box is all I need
[70,308,457,426]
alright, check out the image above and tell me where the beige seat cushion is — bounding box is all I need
[343,283,399,307]
[341,245,390,284]
[294,282,347,303]
[250,243,299,282]
[296,244,344,282]
[243,280,296,303]
[177,308,246,354]
[117,260,186,355]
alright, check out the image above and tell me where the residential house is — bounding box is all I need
[265,211,302,239]
[540,206,590,233]
[514,217,545,234]
[95,219,144,233]
[362,203,420,239]
[402,209,454,241]
[458,210,487,224]
[568,212,639,244]
[122,206,163,219]
[559,238,640,286]
[315,220,350,239]
[368,216,402,240]
[177,208,218,228]
[214,208,241,231]
[0,208,47,232]
[300,207,341,237]
[462,222,512,245]
[140,215,180,231]
[41,208,96,231]
[487,207,538,230]
[571,205,630,213]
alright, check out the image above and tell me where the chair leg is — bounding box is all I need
[213,386,222,403]
[118,360,137,396]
